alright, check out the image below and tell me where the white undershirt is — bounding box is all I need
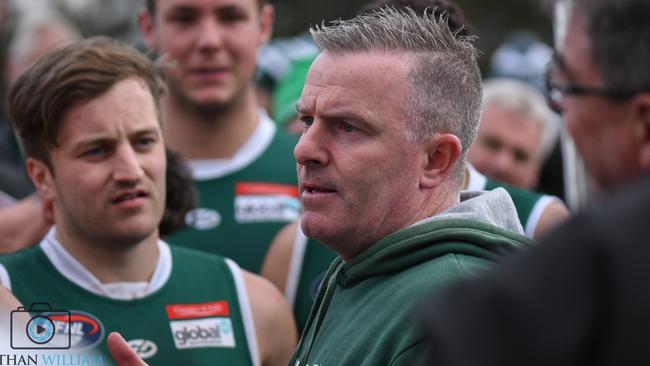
[187,109,277,181]
[38,227,172,300]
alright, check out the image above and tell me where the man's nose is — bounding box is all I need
[294,122,329,167]
[492,151,516,176]
[196,17,224,52]
[113,146,144,183]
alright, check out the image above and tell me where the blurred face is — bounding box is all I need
[141,0,273,110]
[468,103,543,189]
[294,51,427,260]
[34,78,167,248]
[554,10,642,190]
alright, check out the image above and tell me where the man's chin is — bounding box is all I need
[169,82,238,115]
[99,225,158,250]
[300,214,342,246]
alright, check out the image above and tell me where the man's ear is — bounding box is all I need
[27,158,56,202]
[258,3,274,46]
[636,94,650,172]
[420,133,462,189]
[139,9,157,50]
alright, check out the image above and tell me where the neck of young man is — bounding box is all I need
[55,226,160,284]
[163,88,261,160]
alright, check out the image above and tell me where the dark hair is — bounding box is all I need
[159,148,198,237]
[146,0,266,14]
[8,37,166,169]
[572,0,650,91]
[359,0,472,37]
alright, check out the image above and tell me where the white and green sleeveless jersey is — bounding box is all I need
[466,164,561,238]
[168,111,299,273]
[0,228,260,366]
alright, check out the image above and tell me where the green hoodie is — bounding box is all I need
[290,190,532,366]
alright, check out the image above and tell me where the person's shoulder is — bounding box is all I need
[242,269,298,366]
[261,221,299,292]
[485,178,544,201]
[396,220,531,282]
[0,244,44,266]
[405,217,532,254]
[167,243,227,267]
[553,174,650,248]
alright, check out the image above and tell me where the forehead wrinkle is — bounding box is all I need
[306,86,374,124]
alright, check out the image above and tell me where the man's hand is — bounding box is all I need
[107,332,149,366]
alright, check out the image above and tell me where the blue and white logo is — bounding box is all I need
[26,316,55,344]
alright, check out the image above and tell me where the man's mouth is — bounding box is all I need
[301,184,336,194]
[112,190,149,204]
[191,67,229,77]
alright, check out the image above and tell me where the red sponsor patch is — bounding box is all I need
[235,182,299,197]
[165,301,230,320]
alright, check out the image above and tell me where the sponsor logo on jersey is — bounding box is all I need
[169,318,235,349]
[165,301,230,320]
[185,208,221,230]
[127,339,158,359]
[49,310,104,350]
[234,182,300,223]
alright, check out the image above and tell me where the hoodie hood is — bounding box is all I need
[338,188,531,287]
[421,188,524,234]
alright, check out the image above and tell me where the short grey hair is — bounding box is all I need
[310,6,482,180]
[482,78,559,161]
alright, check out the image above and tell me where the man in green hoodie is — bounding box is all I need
[287,7,531,366]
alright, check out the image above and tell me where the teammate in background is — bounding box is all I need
[139,0,299,273]
[464,164,568,239]
[469,78,558,190]
[0,37,295,365]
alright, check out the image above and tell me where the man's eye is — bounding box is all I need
[82,146,106,157]
[168,13,195,24]
[135,137,156,149]
[514,150,530,163]
[339,122,357,133]
[300,116,314,127]
[220,10,247,23]
[482,137,501,151]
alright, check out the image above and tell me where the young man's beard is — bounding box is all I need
[167,80,245,122]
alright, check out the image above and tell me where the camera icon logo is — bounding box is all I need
[10,303,71,349]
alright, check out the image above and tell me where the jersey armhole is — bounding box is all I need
[225,258,261,366]
[0,263,12,290]
[285,225,308,308]
[525,195,557,237]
